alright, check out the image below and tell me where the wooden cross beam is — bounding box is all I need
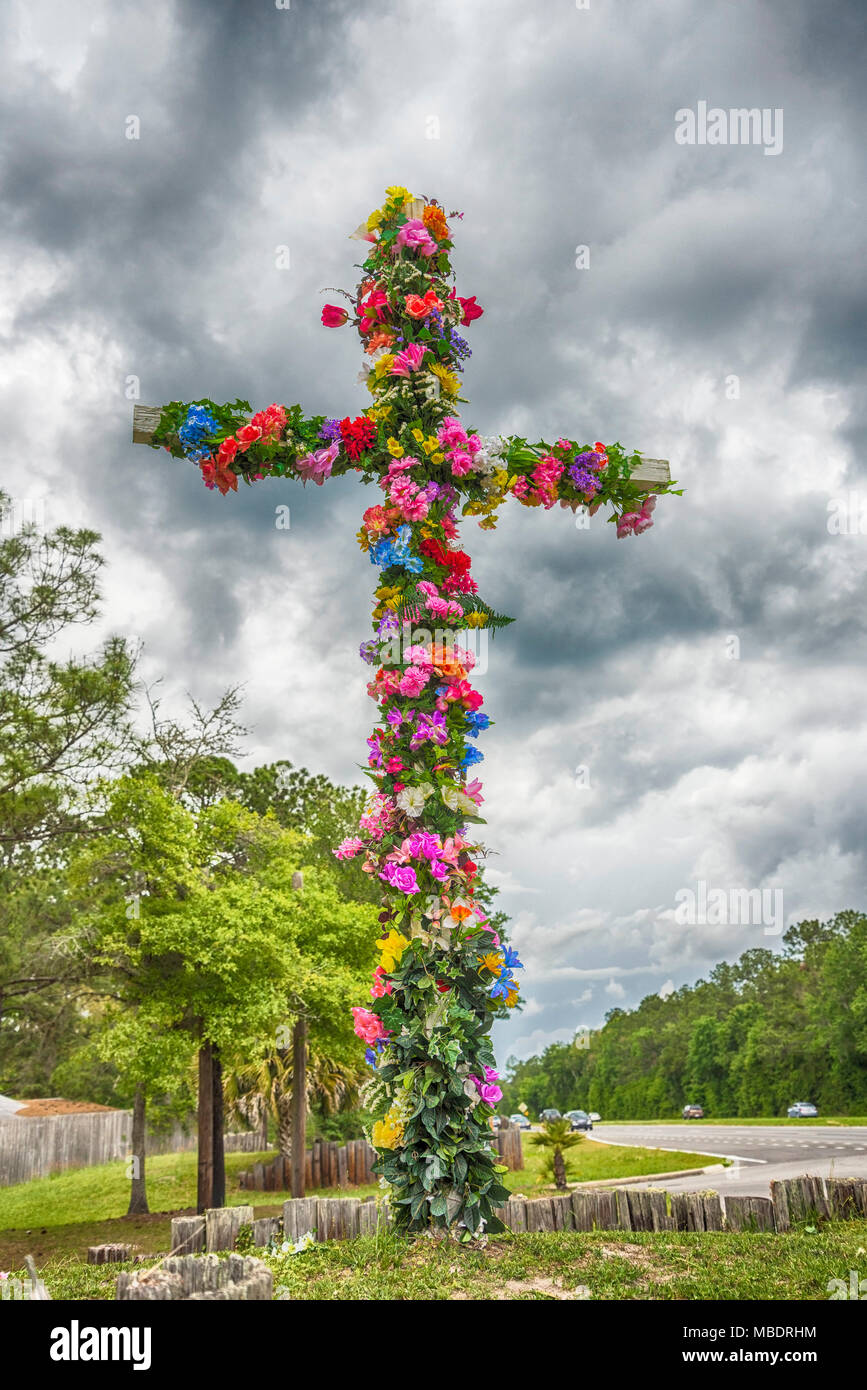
[132,404,671,493]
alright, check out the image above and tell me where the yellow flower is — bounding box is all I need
[493,469,508,488]
[377,929,410,973]
[478,951,503,974]
[385,184,412,206]
[432,452,445,465]
[430,364,461,395]
[425,434,439,450]
[411,428,425,443]
[356,529,370,552]
[374,355,395,379]
[372,1108,405,1150]
[504,986,520,1008]
[376,584,400,602]
[464,610,488,627]
[386,437,404,457]
[366,207,383,232]
[478,516,499,531]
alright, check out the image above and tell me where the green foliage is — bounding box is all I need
[498,912,867,1119]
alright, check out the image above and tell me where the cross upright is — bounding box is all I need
[133,184,677,1236]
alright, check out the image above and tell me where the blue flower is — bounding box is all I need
[460,745,484,769]
[178,404,219,463]
[502,946,523,971]
[464,710,491,738]
[490,971,515,1000]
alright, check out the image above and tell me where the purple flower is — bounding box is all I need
[568,464,601,494]
[320,418,342,441]
[359,640,379,665]
[379,862,420,895]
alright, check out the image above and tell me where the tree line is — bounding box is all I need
[499,911,867,1119]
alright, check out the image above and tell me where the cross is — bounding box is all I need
[132,185,676,1234]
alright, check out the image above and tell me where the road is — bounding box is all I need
[591,1123,867,1196]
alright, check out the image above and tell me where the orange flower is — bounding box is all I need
[429,644,467,680]
[365,329,395,355]
[423,204,450,241]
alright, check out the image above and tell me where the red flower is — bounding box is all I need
[435,981,451,993]
[340,415,376,459]
[458,295,484,325]
[217,437,239,466]
[321,304,349,327]
[235,423,262,451]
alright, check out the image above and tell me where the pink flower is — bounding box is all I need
[399,667,431,697]
[334,836,364,860]
[449,450,473,477]
[469,1074,503,1105]
[351,1007,389,1045]
[296,442,339,485]
[633,495,657,534]
[321,304,349,327]
[386,757,404,774]
[396,219,437,256]
[391,343,428,376]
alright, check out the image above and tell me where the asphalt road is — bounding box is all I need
[591,1123,867,1196]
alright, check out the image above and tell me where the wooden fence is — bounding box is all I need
[238,1128,523,1193]
[0,1112,260,1187]
[173,1174,867,1256]
[239,1138,376,1191]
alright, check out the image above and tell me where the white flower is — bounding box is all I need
[396,783,434,818]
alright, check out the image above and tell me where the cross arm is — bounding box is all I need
[459,434,677,533]
[132,400,376,494]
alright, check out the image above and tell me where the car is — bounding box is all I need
[489,1115,502,1130]
[787,1102,818,1118]
[565,1109,593,1132]
[509,1113,531,1130]
[682,1103,704,1119]
[539,1108,562,1123]
[589,1112,601,1123]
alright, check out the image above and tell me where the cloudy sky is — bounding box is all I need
[3,0,865,1063]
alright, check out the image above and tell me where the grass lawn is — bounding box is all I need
[7,1222,867,1301]
[0,1137,716,1271]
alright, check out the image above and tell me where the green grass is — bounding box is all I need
[10,1222,867,1301]
[0,1137,714,1270]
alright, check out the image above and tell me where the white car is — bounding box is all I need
[589,1112,601,1122]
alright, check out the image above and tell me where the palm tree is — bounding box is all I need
[529,1119,584,1190]
[225,1046,361,1158]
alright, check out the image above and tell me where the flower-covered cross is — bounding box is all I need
[134,184,678,1237]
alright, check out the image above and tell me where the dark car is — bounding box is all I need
[509,1113,531,1131]
[539,1108,562,1123]
[682,1103,704,1119]
[565,1109,593,1132]
[787,1102,818,1118]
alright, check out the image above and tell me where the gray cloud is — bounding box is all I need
[2,0,864,1062]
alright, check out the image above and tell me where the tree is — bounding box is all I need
[0,497,136,1092]
[530,1118,584,1190]
[70,773,378,1211]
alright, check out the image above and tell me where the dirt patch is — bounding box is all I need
[13,1098,117,1117]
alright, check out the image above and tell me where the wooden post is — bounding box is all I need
[126,1084,149,1215]
[212,1044,226,1209]
[197,1041,215,1215]
[291,1017,307,1198]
